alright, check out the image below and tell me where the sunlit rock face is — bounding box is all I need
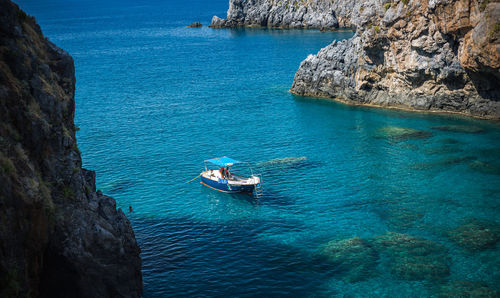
[291,0,500,119]
[210,0,360,29]
[0,0,142,296]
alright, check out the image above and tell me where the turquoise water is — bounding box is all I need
[18,0,500,296]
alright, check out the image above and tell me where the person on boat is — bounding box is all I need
[226,167,231,179]
[220,167,225,179]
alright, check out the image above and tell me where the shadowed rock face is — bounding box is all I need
[0,0,142,297]
[210,0,359,29]
[291,0,500,119]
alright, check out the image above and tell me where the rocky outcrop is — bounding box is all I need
[291,0,500,119]
[210,0,359,29]
[0,0,142,297]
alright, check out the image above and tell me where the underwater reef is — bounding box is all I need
[448,219,500,251]
[321,237,378,282]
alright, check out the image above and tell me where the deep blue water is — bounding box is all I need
[17,0,500,296]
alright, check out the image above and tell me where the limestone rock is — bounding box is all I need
[291,0,500,119]
[209,0,362,29]
[0,0,142,296]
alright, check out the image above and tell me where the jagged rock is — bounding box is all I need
[0,0,142,297]
[372,232,450,281]
[321,237,378,282]
[209,15,226,28]
[448,219,500,251]
[291,0,500,119]
[187,22,202,28]
[210,0,361,29]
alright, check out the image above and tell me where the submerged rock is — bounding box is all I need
[374,126,432,141]
[469,160,500,175]
[436,281,500,297]
[187,22,202,28]
[448,219,500,251]
[377,206,424,229]
[372,232,450,281]
[412,155,477,170]
[257,156,308,168]
[321,237,378,282]
[431,125,485,134]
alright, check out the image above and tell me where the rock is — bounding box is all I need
[0,1,142,297]
[321,237,378,282]
[469,160,500,175]
[448,219,500,251]
[436,281,500,297]
[209,15,227,28]
[187,21,202,28]
[257,156,308,168]
[372,232,450,281]
[376,206,424,229]
[431,125,485,133]
[291,0,500,120]
[374,126,432,141]
[210,0,361,29]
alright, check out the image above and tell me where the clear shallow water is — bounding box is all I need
[18,0,500,296]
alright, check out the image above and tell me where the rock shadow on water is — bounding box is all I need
[374,126,433,142]
[319,237,379,283]
[371,232,450,281]
[435,281,500,297]
[447,219,500,252]
[431,125,485,134]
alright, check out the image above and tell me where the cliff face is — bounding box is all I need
[210,0,358,29]
[0,0,142,297]
[291,0,500,119]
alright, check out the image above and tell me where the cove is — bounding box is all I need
[17,0,500,296]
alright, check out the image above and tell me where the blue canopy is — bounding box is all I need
[205,156,241,167]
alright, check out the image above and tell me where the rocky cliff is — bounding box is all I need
[291,0,500,119]
[210,0,358,29]
[0,0,142,297]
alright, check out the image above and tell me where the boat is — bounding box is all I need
[200,156,263,197]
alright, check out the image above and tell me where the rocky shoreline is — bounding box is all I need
[290,0,500,120]
[0,0,142,296]
[210,0,358,29]
[212,0,500,120]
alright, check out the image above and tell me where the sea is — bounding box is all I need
[16,0,500,296]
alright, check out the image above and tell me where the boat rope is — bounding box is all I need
[186,173,202,183]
